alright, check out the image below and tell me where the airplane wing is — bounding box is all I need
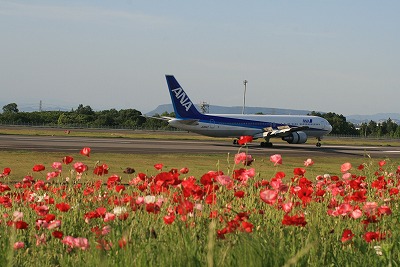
[253,125,309,139]
[141,115,174,121]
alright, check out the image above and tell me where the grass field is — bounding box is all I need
[1,127,400,266]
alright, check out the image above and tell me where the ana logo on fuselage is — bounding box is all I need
[172,87,192,112]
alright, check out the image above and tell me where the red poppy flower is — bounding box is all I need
[154,163,163,170]
[80,147,91,157]
[33,164,46,172]
[93,164,109,176]
[378,160,386,167]
[56,202,71,212]
[341,229,355,243]
[2,167,11,176]
[294,168,306,176]
[118,237,128,249]
[62,156,74,164]
[163,214,175,225]
[282,214,307,227]
[14,220,29,230]
[241,221,253,233]
[115,185,125,193]
[205,194,217,205]
[237,135,253,146]
[363,231,383,243]
[234,191,245,198]
[180,167,189,174]
[52,230,64,239]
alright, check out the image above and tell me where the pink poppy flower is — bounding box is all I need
[260,189,278,205]
[270,154,282,166]
[13,241,25,250]
[304,158,314,167]
[341,162,352,173]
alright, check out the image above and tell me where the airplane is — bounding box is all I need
[163,75,332,147]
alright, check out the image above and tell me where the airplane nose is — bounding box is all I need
[325,123,332,133]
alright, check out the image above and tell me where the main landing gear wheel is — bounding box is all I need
[260,142,273,148]
[233,139,238,145]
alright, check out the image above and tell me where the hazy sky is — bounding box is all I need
[1,0,399,115]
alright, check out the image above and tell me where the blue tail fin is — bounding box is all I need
[165,75,203,118]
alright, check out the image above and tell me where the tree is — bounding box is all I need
[2,103,19,113]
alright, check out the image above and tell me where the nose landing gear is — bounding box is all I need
[316,137,322,147]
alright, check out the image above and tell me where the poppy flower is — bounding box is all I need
[80,147,91,157]
[234,152,254,166]
[73,162,87,173]
[14,221,29,230]
[294,168,306,176]
[13,242,25,250]
[56,202,71,212]
[163,214,175,225]
[341,229,355,243]
[62,156,74,164]
[304,158,314,167]
[378,160,386,167]
[52,230,64,239]
[154,163,163,170]
[234,191,245,198]
[281,214,307,227]
[2,167,11,176]
[260,189,278,205]
[93,164,109,176]
[180,167,189,174]
[341,162,352,173]
[237,135,253,146]
[270,154,282,166]
[33,164,46,172]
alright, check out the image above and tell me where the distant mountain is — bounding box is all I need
[146,104,311,116]
[346,113,400,125]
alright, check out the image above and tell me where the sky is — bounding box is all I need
[1,0,399,116]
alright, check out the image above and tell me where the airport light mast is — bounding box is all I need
[242,80,248,114]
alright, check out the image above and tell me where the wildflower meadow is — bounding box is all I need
[1,146,400,266]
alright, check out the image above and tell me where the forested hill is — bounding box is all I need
[2,103,400,137]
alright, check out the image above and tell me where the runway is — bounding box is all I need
[1,134,400,159]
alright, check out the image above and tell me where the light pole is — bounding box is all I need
[242,80,248,114]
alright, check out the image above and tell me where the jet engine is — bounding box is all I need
[282,131,308,144]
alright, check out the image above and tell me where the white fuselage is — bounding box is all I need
[169,114,332,138]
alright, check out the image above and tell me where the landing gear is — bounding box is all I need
[260,142,273,147]
[233,139,238,145]
[316,137,322,147]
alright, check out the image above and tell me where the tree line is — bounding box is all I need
[1,103,173,130]
[1,103,400,137]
